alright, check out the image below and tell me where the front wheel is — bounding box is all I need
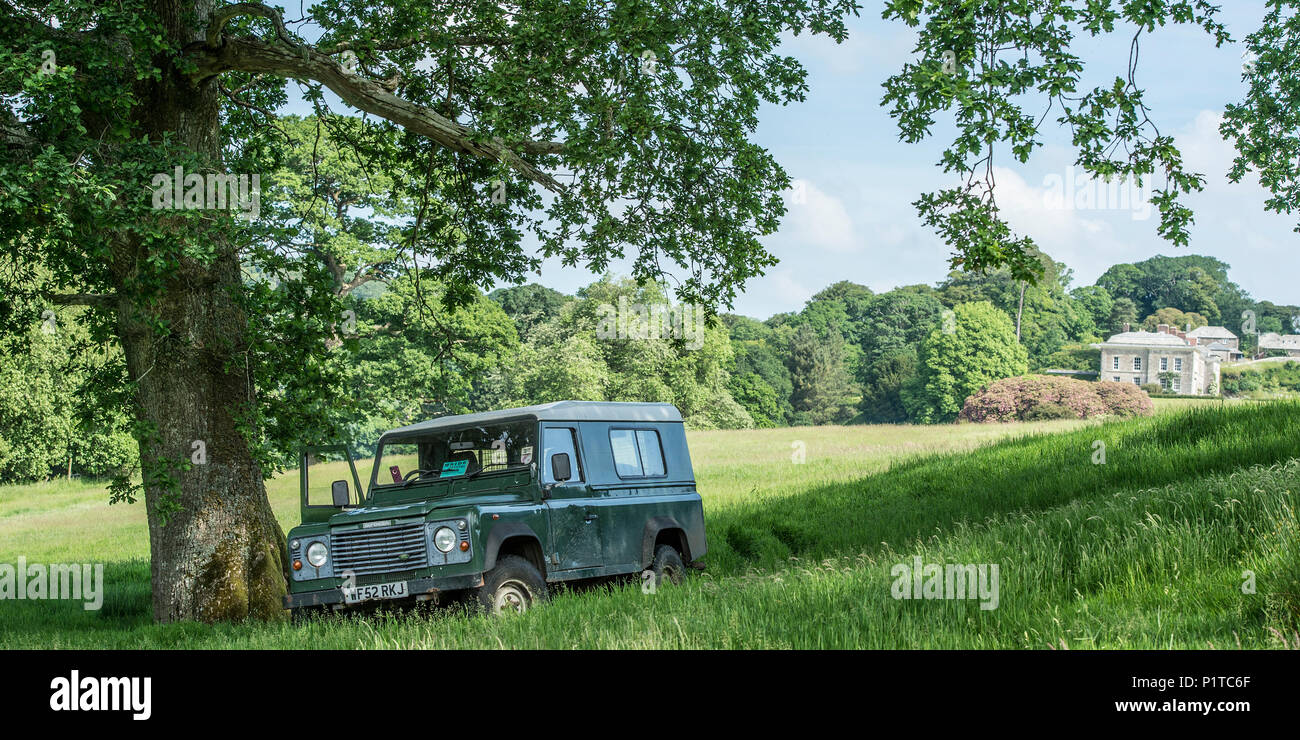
[476,555,549,616]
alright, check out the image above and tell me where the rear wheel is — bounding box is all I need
[649,544,685,588]
[476,555,549,616]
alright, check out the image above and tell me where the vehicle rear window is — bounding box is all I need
[636,430,665,476]
[609,428,666,478]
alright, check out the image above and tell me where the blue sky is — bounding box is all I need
[288,3,1299,320]
[529,3,1300,319]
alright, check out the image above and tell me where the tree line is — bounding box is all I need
[5,250,1294,485]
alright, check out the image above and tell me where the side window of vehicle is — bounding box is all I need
[542,427,582,484]
[635,430,665,476]
[609,428,667,478]
[609,429,643,477]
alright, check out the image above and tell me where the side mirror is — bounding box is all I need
[331,479,350,507]
[550,453,572,484]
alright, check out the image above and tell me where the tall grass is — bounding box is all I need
[1,402,1297,648]
[705,402,1300,575]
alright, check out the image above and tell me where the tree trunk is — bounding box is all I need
[116,0,287,623]
[1016,281,1026,342]
[117,249,288,623]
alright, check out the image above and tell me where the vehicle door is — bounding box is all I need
[299,443,365,524]
[541,425,602,570]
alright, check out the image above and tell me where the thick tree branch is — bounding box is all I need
[205,2,296,48]
[188,36,566,191]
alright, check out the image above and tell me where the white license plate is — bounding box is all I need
[342,581,409,605]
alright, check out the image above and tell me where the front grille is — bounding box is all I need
[356,570,421,587]
[331,520,429,576]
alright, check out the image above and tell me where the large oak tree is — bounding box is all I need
[0,0,855,622]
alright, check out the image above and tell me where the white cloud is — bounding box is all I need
[783,178,859,253]
[780,23,917,76]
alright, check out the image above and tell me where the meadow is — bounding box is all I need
[1,403,1298,649]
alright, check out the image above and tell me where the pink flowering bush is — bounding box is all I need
[1093,379,1155,417]
[959,375,1152,423]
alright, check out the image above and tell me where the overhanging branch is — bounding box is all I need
[205,1,296,48]
[191,4,567,191]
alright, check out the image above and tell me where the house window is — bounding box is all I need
[1159,357,1168,371]
[1133,357,1142,371]
[1113,376,1121,383]
[1132,377,1141,386]
[1174,357,1183,371]
[1172,376,1181,392]
[1112,356,1120,370]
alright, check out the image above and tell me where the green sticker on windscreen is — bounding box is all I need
[440,459,469,477]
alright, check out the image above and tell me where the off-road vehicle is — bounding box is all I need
[285,401,706,617]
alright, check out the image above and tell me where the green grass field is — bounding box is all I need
[2,404,1298,649]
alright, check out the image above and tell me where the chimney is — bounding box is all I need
[1123,322,1131,332]
[1157,323,1170,335]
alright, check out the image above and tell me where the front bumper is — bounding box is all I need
[285,572,485,609]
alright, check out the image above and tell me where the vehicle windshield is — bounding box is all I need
[373,420,537,488]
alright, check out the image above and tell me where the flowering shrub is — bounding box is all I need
[959,375,1153,422]
[1093,380,1155,416]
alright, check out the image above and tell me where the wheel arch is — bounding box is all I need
[641,516,690,569]
[483,521,547,578]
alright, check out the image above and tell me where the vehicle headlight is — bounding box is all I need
[306,541,329,567]
[433,527,457,553]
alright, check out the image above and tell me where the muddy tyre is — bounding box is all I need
[476,555,549,615]
[649,544,685,588]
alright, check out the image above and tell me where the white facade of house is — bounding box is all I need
[1094,330,1221,395]
[1258,332,1300,357]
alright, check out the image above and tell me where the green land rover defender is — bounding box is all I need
[285,401,707,617]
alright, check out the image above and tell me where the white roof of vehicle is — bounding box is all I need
[384,401,683,437]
